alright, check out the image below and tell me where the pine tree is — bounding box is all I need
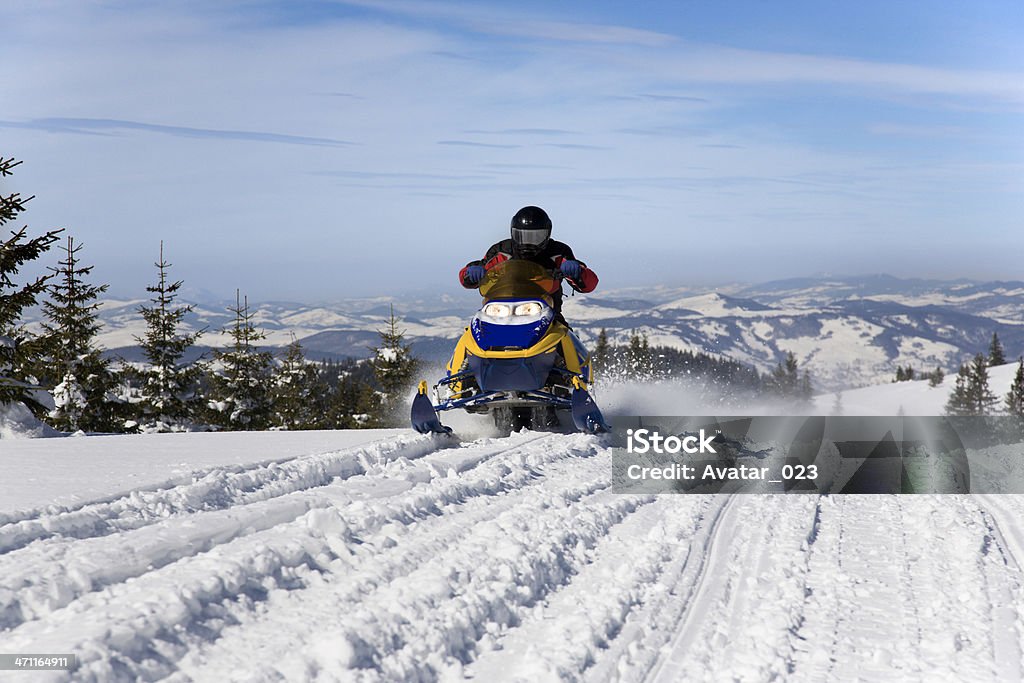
[207,291,273,430]
[928,366,944,387]
[369,304,419,423]
[627,331,653,380]
[989,332,1006,367]
[895,366,905,382]
[1005,357,1024,418]
[39,236,119,432]
[592,328,610,377]
[967,353,999,415]
[328,370,382,429]
[769,351,800,397]
[800,369,814,403]
[945,365,972,416]
[0,156,62,412]
[134,242,205,432]
[948,355,999,416]
[271,337,327,430]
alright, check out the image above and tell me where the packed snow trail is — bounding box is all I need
[2,430,1024,682]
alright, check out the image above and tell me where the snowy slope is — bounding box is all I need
[2,418,1024,681]
[813,361,1023,416]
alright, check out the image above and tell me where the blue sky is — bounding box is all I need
[2,0,1022,302]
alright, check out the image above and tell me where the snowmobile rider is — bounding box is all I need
[458,206,598,324]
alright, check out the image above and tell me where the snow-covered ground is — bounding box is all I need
[3,412,1024,681]
[813,361,1023,416]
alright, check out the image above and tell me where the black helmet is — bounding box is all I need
[510,206,552,256]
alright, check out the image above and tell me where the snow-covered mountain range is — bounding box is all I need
[25,274,1024,391]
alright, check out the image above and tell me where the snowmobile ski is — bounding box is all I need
[411,382,452,434]
[571,386,610,434]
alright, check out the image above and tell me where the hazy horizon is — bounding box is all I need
[52,270,1024,309]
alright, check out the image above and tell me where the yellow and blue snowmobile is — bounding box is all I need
[411,260,609,434]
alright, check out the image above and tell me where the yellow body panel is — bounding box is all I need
[444,322,592,396]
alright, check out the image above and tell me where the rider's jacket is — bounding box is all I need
[458,239,598,314]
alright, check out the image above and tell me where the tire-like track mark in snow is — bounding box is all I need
[0,431,484,632]
[172,434,634,682]
[1,432,609,681]
[639,495,820,683]
[0,432,453,553]
[791,495,1020,681]
[467,494,721,682]
[967,494,1024,681]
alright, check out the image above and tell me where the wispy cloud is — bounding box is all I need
[463,128,580,136]
[868,123,974,138]
[1,118,354,147]
[312,170,494,181]
[637,93,710,103]
[539,142,608,151]
[437,140,521,149]
[482,163,573,170]
[332,0,676,46]
[654,46,1024,106]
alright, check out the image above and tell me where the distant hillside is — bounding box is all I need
[22,274,1024,391]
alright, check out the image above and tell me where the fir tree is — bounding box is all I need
[39,236,119,432]
[765,352,813,405]
[627,331,653,380]
[1005,357,1024,418]
[591,328,610,376]
[989,332,1006,367]
[769,351,800,397]
[134,242,205,432]
[967,353,999,415]
[927,366,944,387]
[945,365,973,416]
[271,337,327,430]
[947,356,999,416]
[895,365,915,382]
[207,291,274,430]
[0,156,62,412]
[800,369,814,403]
[369,304,419,423]
[327,370,382,429]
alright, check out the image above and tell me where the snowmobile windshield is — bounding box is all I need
[478,260,560,304]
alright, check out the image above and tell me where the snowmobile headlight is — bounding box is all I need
[513,302,543,318]
[483,302,513,318]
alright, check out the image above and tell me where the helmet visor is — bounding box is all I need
[511,226,551,248]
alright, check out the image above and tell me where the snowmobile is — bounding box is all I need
[411,260,609,435]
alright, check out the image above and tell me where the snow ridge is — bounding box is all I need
[0,433,449,552]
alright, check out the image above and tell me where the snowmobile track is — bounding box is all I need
[0,433,454,554]
[643,495,820,683]
[0,431,559,636]
[6,430,1024,682]
[0,431,610,681]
